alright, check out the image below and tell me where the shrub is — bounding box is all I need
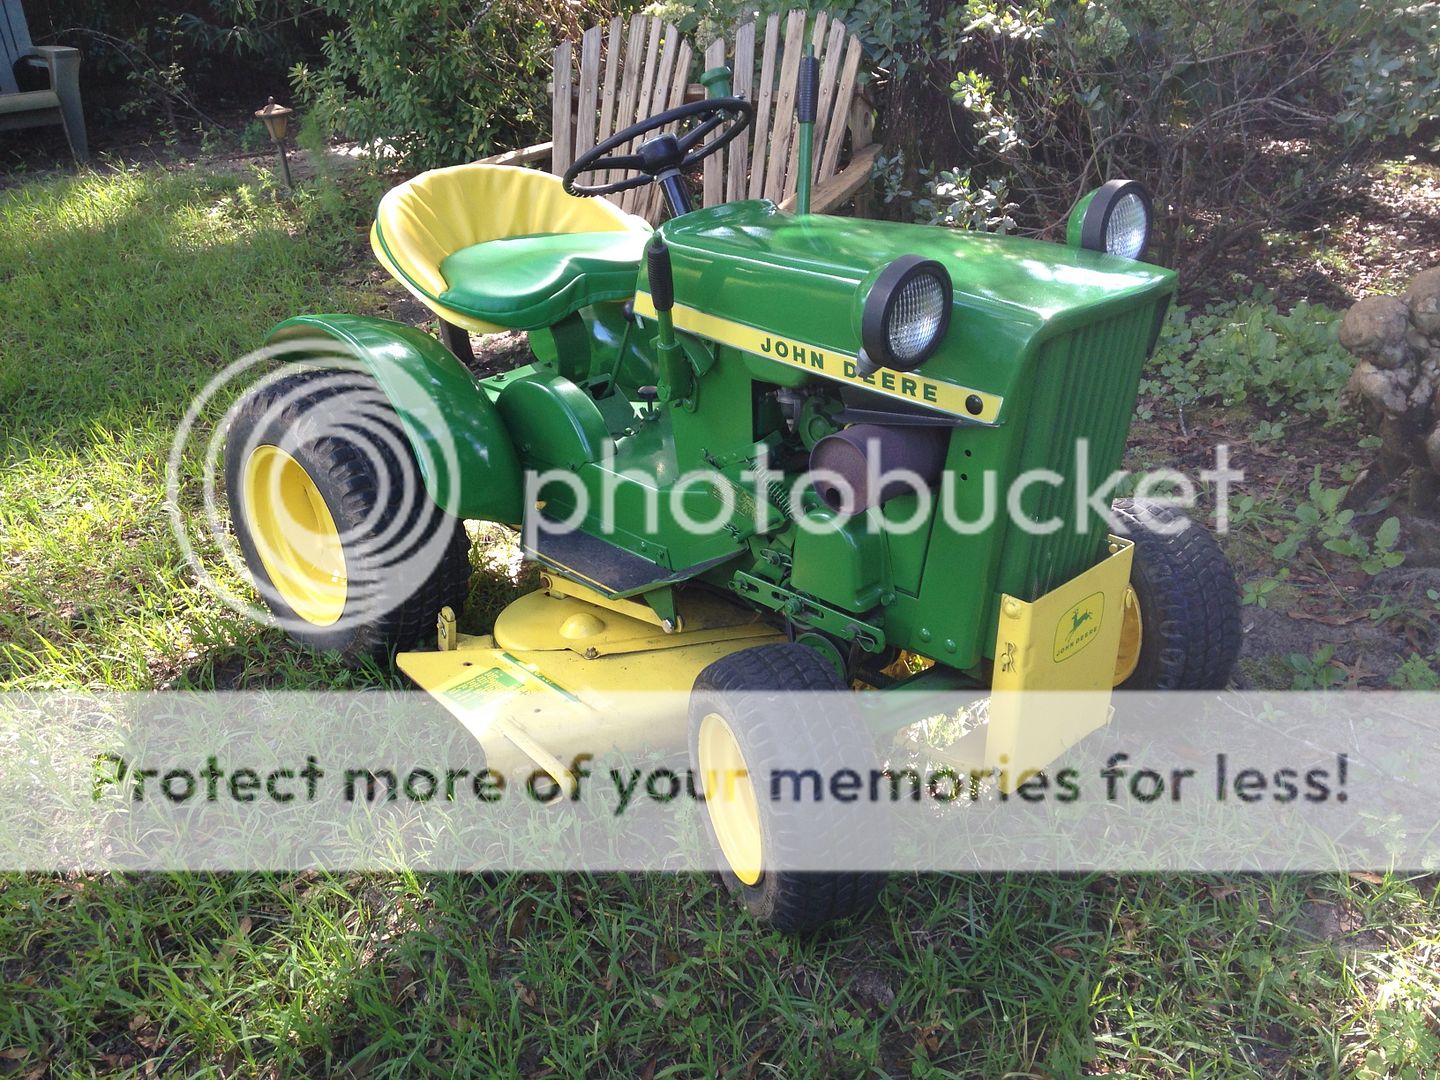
[26,1,333,133]
[1140,298,1354,422]
[289,0,626,170]
[949,0,1440,272]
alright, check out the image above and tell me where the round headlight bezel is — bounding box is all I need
[859,255,953,373]
[1079,179,1153,261]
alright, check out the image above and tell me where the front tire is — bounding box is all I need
[688,643,887,933]
[1112,498,1241,689]
[224,368,472,663]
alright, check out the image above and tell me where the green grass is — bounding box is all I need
[2,165,1439,1077]
[3,870,1437,1076]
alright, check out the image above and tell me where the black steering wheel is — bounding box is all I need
[563,97,754,202]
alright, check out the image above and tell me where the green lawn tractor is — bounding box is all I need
[224,64,1240,931]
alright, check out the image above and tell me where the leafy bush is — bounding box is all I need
[26,2,333,133]
[290,0,627,170]
[950,0,1440,270]
[1141,299,1354,422]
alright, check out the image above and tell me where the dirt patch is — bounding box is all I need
[1190,157,1440,311]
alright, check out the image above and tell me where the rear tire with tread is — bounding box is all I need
[225,369,472,663]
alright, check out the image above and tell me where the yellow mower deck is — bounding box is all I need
[396,581,783,792]
[400,539,1135,794]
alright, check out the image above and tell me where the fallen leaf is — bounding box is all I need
[508,898,535,939]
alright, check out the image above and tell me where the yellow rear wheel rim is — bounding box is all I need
[1113,585,1142,685]
[241,444,348,626]
[698,712,763,886]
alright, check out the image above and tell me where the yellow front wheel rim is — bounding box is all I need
[698,712,763,886]
[1113,585,1142,685]
[241,444,348,626]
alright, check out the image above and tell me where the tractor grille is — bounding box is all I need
[998,300,1167,600]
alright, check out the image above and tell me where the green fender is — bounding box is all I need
[265,314,523,524]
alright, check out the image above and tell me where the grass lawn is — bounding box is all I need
[2,164,1438,1077]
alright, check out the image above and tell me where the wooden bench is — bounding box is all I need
[1,0,87,162]
[482,11,876,222]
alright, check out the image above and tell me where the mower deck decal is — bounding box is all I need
[633,293,1003,424]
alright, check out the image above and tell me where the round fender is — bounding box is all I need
[265,314,523,524]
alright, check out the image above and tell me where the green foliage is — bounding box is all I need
[28,2,334,134]
[1141,299,1354,423]
[929,168,1018,233]
[1324,516,1405,575]
[1285,644,1347,689]
[289,0,601,169]
[1240,569,1288,609]
[946,0,1440,263]
[1388,653,1440,690]
[1230,466,1406,580]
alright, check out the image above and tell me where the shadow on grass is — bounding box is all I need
[2,868,1435,1076]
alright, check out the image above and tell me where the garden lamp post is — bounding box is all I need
[255,97,295,190]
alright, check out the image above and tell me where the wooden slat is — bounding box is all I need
[778,142,879,214]
[620,17,666,214]
[726,20,755,203]
[595,16,624,157]
[818,35,863,180]
[805,18,848,193]
[746,14,780,200]
[642,38,693,222]
[551,38,574,177]
[782,11,831,204]
[476,140,552,166]
[608,14,647,207]
[638,29,683,222]
[701,37,728,208]
[650,28,680,117]
[766,10,808,202]
[635,17,664,129]
[573,26,602,159]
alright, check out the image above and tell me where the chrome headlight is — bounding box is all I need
[858,255,953,374]
[1073,179,1153,260]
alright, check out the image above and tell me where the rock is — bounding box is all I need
[1404,267,1440,340]
[1340,295,1413,369]
[1379,414,1418,476]
[1426,424,1440,476]
[1349,359,1414,415]
[1341,268,1440,508]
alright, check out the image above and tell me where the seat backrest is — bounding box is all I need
[1,0,36,95]
[373,163,638,302]
[550,16,692,223]
[700,10,867,211]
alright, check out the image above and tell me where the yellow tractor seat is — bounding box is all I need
[370,163,652,334]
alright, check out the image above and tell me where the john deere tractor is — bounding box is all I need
[224,62,1239,931]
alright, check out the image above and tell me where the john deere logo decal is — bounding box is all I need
[1053,592,1104,662]
[630,293,1004,424]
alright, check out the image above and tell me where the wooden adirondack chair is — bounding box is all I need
[698,9,877,217]
[0,0,87,162]
[482,11,875,223]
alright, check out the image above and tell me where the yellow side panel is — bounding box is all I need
[985,536,1134,779]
